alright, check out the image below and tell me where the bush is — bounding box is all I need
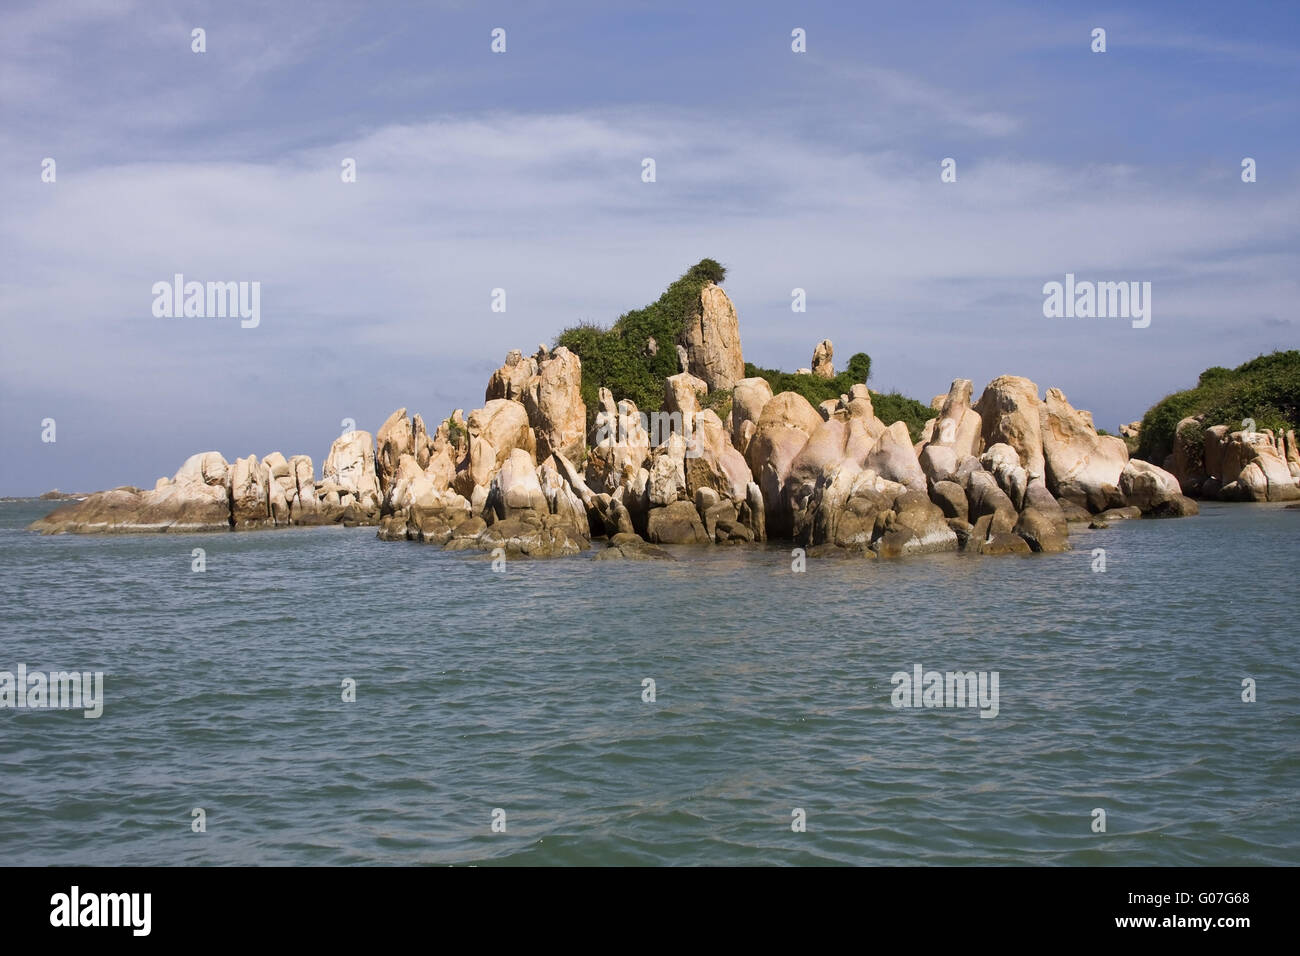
[871,391,934,443]
[742,352,871,406]
[701,387,733,423]
[1137,350,1299,462]
[555,259,727,432]
[743,355,931,442]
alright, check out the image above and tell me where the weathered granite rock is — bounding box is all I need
[865,422,927,493]
[522,345,586,463]
[647,434,687,506]
[1217,431,1300,501]
[230,455,272,528]
[30,451,236,534]
[1039,387,1127,512]
[928,480,968,522]
[731,376,774,456]
[931,378,983,458]
[747,391,823,537]
[792,462,905,551]
[485,349,536,402]
[646,499,709,544]
[1170,416,1207,495]
[462,399,535,492]
[811,339,834,379]
[594,532,675,561]
[664,371,708,421]
[324,430,380,511]
[873,490,959,557]
[376,408,414,494]
[975,375,1045,478]
[684,409,753,502]
[586,391,651,494]
[486,448,548,521]
[680,282,744,391]
[1014,506,1070,553]
[966,470,1018,534]
[1118,459,1183,513]
[980,443,1028,511]
[538,456,590,541]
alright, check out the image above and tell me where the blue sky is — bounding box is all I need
[2,0,1297,494]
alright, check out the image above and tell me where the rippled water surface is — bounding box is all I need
[1,499,1297,865]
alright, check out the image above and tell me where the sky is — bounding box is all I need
[1,0,1297,494]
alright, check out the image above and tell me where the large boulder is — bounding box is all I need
[1014,507,1070,553]
[980,443,1028,510]
[324,430,380,510]
[928,480,968,521]
[1023,479,1068,537]
[1039,387,1127,512]
[664,371,708,421]
[647,434,688,506]
[874,490,959,557]
[538,456,590,541]
[646,499,710,544]
[486,448,547,521]
[864,422,927,493]
[463,400,536,491]
[926,378,983,459]
[811,339,834,379]
[289,455,320,522]
[229,455,272,528]
[679,282,744,391]
[375,408,414,494]
[746,391,823,536]
[595,532,676,561]
[975,375,1045,479]
[1118,459,1183,512]
[966,469,1018,534]
[485,349,537,402]
[522,345,586,463]
[730,376,774,455]
[793,461,898,550]
[31,452,236,533]
[684,409,753,502]
[585,391,652,494]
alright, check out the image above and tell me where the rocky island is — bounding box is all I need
[29,261,1300,558]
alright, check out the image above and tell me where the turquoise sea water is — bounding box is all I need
[1,499,1297,865]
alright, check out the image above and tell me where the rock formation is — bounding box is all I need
[811,339,834,379]
[1166,421,1300,502]
[679,282,744,391]
[34,268,1243,559]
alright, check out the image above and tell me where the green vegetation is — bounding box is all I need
[870,392,935,443]
[554,257,932,441]
[700,387,733,423]
[742,353,872,407]
[555,259,726,430]
[1137,350,1300,462]
[743,355,932,442]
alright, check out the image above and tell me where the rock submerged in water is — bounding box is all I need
[29,432,388,535]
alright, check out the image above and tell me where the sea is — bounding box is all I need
[1,498,1296,865]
